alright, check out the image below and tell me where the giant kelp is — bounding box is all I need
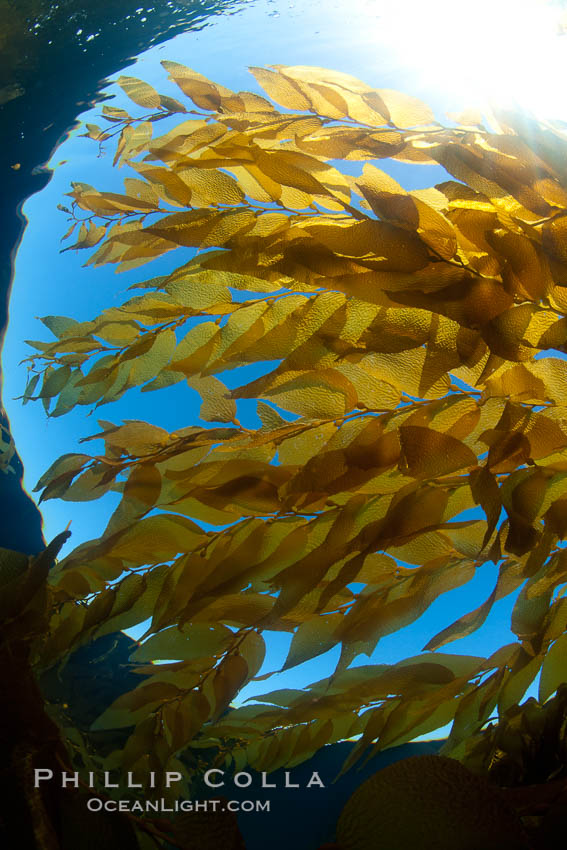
[21,64,567,796]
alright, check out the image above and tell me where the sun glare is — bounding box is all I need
[378,0,567,121]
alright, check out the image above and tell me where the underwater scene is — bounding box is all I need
[2,1,567,847]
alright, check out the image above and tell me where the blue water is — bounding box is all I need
[4,0,566,720]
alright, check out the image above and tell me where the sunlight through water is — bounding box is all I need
[377,0,567,122]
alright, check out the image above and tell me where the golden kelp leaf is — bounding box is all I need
[545,496,567,538]
[375,686,462,752]
[237,630,266,678]
[411,196,458,259]
[39,600,87,663]
[483,362,545,403]
[543,214,567,265]
[128,329,177,387]
[511,578,553,644]
[114,121,154,166]
[169,322,220,376]
[334,362,402,410]
[116,76,162,110]
[356,163,418,225]
[277,65,391,126]
[306,126,407,160]
[162,690,211,754]
[165,273,232,311]
[364,348,452,399]
[161,61,234,110]
[470,466,502,549]
[40,314,81,338]
[184,592,275,629]
[108,514,205,562]
[302,218,429,269]
[399,426,477,479]
[92,680,183,730]
[226,164,282,203]
[283,612,342,671]
[69,187,157,214]
[230,89,275,113]
[378,89,436,128]
[503,487,552,558]
[132,623,232,661]
[254,149,331,198]
[186,375,237,423]
[56,463,116,503]
[209,653,250,720]
[158,94,189,115]
[114,184,157,217]
[257,400,290,431]
[147,208,255,249]
[498,651,543,714]
[102,104,131,122]
[94,563,171,636]
[482,304,559,361]
[249,66,311,110]
[62,220,108,251]
[95,321,140,345]
[234,368,357,418]
[205,293,313,369]
[129,163,194,206]
[174,167,245,206]
[338,556,474,649]
[38,365,73,399]
[488,228,553,301]
[277,65,372,95]
[425,560,525,650]
[145,118,213,160]
[35,452,91,500]
[96,419,170,454]
[536,632,567,704]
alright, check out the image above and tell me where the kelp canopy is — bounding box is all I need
[22,63,567,782]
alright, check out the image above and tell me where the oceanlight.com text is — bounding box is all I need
[86,797,271,814]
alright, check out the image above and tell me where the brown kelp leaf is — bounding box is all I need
[399,426,477,478]
[470,466,502,550]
